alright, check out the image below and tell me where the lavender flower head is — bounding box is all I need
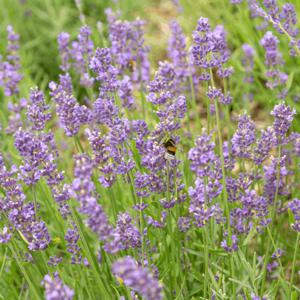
[42,272,74,300]
[71,26,94,87]
[188,132,217,177]
[250,0,299,56]
[57,32,71,72]
[57,26,94,87]
[270,103,296,142]
[49,74,92,136]
[192,17,233,80]
[253,127,275,164]
[288,198,300,232]
[168,21,189,89]
[70,154,113,243]
[104,212,141,253]
[188,132,223,227]
[105,9,150,83]
[26,88,51,131]
[231,114,256,159]
[0,25,22,96]
[112,256,163,300]
[89,48,119,92]
[260,31,288,91]
[242,44,255,83]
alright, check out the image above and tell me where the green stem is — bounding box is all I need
[9,242,41,300]
[261,146,282,295]
[69,206,112,298]
[203,230,209,298]
[32,185,38,220]
[128,170,146,268]
[290,232,300,296]
[189,75,201,131]
[210,68,235,295]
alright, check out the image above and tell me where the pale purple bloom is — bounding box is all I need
[42,273,74,300]
[188,132,217,177]
[8,202,51,250]
[231,114,256,159]
[49,74,92,136]
[178,217,191,232]
[112,256,163,300]
[168,21,189,92]
[65,227,82,264]
[253,127,275,164]
[192,17,233,79]
[261,31,288,92]
[48,256,63,266]
[242,44,255,83]
[106,9,150,83]
[58,26,94,86]
[104,212,141,253]
[221,234,238,252]
[188,132,223,227]
[27,88,51,131]
[70,154,113,242]
[263,155,289,202]
[0,227,12,244]
[89,48,119,92]
[118,76,135,108]
[250,0,299,55]
[207,86,232,105]
[57,32,71,72]
[146,212,167,229]
[288,198,300,232]
[0,25,22,96]
[270,103,296,143]
[6,98,27,134]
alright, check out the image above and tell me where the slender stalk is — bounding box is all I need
[32,185,38,220]
[210,68,235,295]
[260,146,282,295]
[223,78,233,138]
[9,242,41,300]
[69,206,112,298]
[203,177,209,298]
[189,74,201,131]
[210,71,231,238]
[128,170,146,268]
[203,230,209,298]
[290,232,300,296]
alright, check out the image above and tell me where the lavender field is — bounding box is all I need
[0,0,300,299]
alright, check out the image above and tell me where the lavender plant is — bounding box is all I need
[0,1,300,299]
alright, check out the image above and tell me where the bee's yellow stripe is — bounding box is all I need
[167,146,177,152]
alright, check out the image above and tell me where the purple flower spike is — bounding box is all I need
[168,21,190,92]
[242,44,255,84]
[105,9,150,83]
[42,272,74,300]
[271,103,296,143]
[260,31,288,93]
[27,88,51,131]
[49,74,92,137]
[288,198,300,232]
[231,114,256,159]
[112,256,163,300]
[192,17,233,79]
[0,25,22,96]
[57,32,71,72]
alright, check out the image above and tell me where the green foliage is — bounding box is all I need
[0,0,300,299]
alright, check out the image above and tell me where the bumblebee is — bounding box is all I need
[127,59,136,72]
[163,138,177,160]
